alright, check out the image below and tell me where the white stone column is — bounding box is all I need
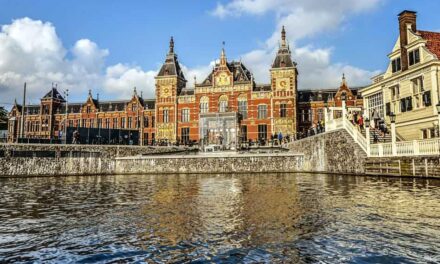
[391,122,397,156]
[366,125,371,157]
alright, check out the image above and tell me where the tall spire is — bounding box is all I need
[169,36,174,54]
[220,41,227,66]
[342,73,346,86]
[281,25,287,48]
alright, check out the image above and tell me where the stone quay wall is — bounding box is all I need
[287,129,368,175]
[0,144,194,177]
[115,153,304,174]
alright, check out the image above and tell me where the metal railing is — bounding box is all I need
[326,117,440,157]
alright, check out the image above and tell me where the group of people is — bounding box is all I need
[347,111,364,131]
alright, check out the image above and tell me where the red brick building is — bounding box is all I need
[8,27,298,147]
[297,75,364,136]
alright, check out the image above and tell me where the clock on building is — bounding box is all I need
[216,72,231,86]
[161,85,172,98]
[276,77,290,90]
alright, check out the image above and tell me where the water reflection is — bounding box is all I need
[0,174,439,263]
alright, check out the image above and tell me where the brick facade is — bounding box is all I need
[8,27,299,147]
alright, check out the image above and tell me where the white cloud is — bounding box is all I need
[211,0,384,89]
[0,17,155,106]
[103,63,156,99]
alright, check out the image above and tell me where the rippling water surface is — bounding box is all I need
[1,173,440,263]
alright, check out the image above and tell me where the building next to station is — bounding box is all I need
[297,75,364,136]
[361,10,440,140]
[8,27,309,148]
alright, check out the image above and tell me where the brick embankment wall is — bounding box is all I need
[287,129,368,175]
[366,157,440,178]
[115,153,303,174]
[0,144,194,177]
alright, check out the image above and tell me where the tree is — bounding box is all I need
[0,107,8,130]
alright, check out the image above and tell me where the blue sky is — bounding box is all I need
[0,0,440,105]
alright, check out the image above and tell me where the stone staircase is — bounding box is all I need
[360,128,392,144]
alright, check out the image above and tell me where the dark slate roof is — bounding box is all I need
[254,84,271,92]
[143,99,156,109]
[200,61,253,85]
[25,105,41,115]
[179,88,195,96]
[157,38,186,80]
[298,86,364,102]
[272,46,295,68]
[56,98,155,114]
[42,88,65,101]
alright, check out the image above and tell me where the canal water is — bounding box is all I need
[0,173,439,263]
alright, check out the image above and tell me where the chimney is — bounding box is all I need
[398,10,417,71]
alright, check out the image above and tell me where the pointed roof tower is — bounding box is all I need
[272,26,295,68]
[157,37,186,80]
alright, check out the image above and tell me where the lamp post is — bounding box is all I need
[63,89,69,144]
[436,103,440,137]
[365,118,371,156]
[390,112,397,156]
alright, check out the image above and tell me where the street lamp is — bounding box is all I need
[389,112,397,156]
[389,112,396,123]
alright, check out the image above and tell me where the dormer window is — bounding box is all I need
[409,49,420,66]
[392,57,401,73]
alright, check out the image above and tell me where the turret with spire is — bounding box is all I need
[272,26,295,69]
[156,36,186,81]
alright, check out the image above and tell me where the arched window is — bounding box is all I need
[219,95,228,113]
[238,94,247,119]
[200,96,209,114]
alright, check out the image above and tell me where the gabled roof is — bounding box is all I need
[157,37,186,80]
[42,88,65,101]
[200,61,253,86]
[418,30,440,58]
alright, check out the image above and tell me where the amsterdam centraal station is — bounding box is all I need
[7,27,361,148]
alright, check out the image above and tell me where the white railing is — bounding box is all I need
[341,118,367,152]
[326,116,440,157]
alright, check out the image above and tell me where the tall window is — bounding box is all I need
[200,96,209,113]
[128,117,132,128]
[163,109,169,123]
[258,104,267,119]
[238,95,247,119]
[367,92,384,119]
[121,117,126,128]
[241,125,247,142]
[113,118,118,129]
[412,77,424,109]
[409,49,420,66]
[152,116,155,127]
[105,118,110,129]
[181,109,190,122]
[144,116,149,127]
[258,124,267,140]
[181,127,190,144]
[280,103,287,118]
[391,57,401,73]
[219,95,228,112]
